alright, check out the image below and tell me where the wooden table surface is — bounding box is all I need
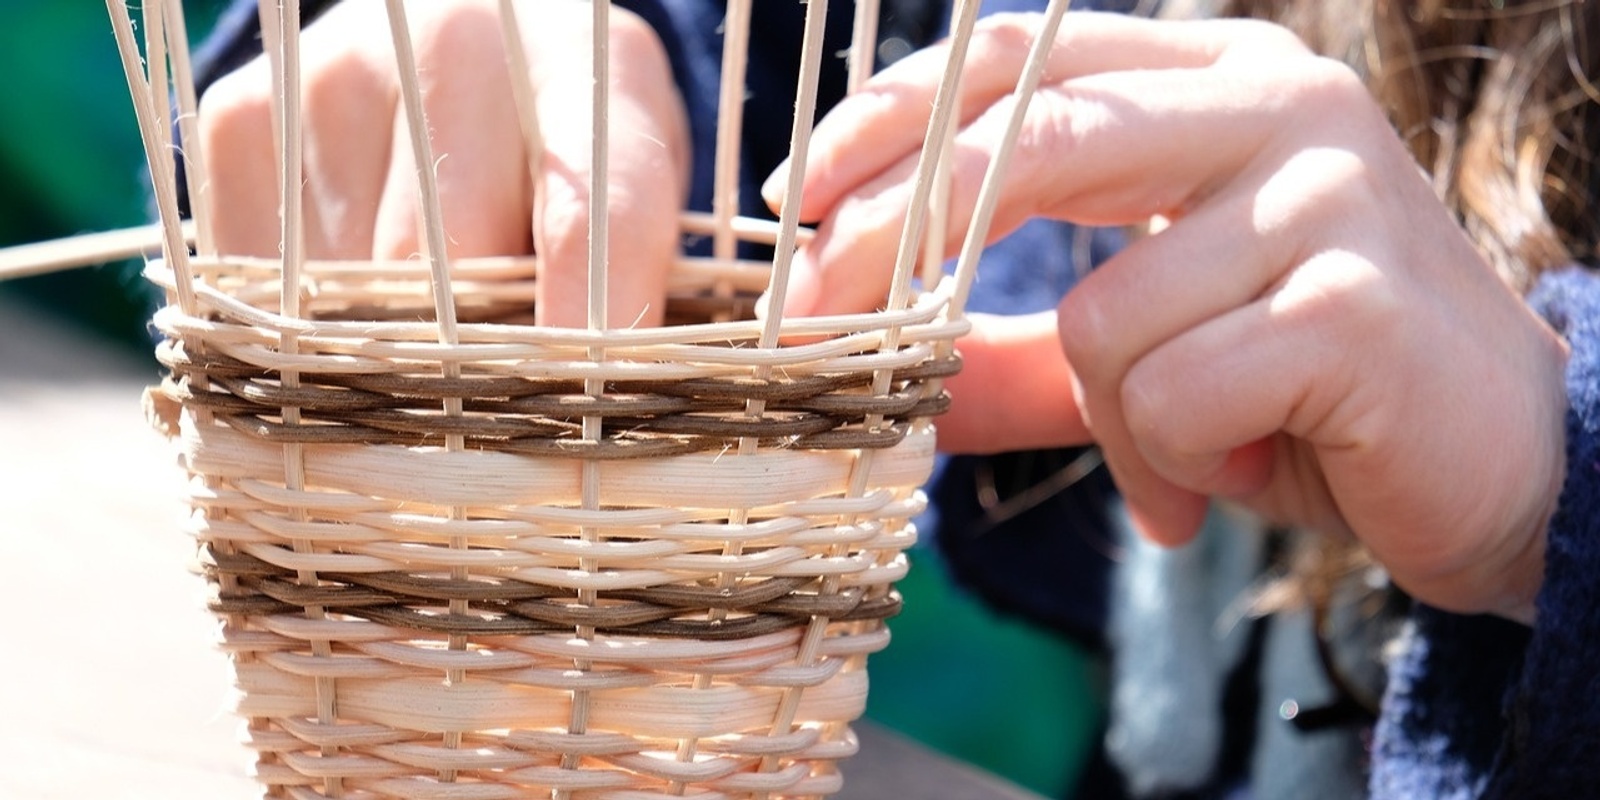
[0,297,1045,800]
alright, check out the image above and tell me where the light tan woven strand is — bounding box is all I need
[736,0,835,482]
[739,20,838,768]
[757,0,831,351]
[558,4,615,797]
[874,0,979,432]
[950,0,1070,319]
[861,0,984,699]
[141,0,173,245]
[494,3,547,786]
[498,0,546,215]
[255,1,286,202]
[709,0,753,321]
[162,0,213,256]
[883,0,979,317]
[0,222,190,281]
[875,0,978,386]
[274,0,306,326]
[383,0,462,344]
[667,0,758,789]
[264,3,346,795]
[588,0,610,338]
[921,82,959,292]
[847,0,882,94]
[766,4,981,797]
[103,0,196,315]
[384,0,479,786]
[916,0,959,296]
[749,1,837,797]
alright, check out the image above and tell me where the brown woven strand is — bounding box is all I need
[203,546,903,639]
[154,343,958,458]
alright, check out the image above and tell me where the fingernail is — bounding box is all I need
[1127,493,1207,548]
[761,160,791,210]
[777,250,820,318]
[1067,372,1088,418]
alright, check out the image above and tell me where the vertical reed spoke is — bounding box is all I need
[949,0,1071,319]
[163,0,213,255]
[564,4,612,795]
[498,0,546,222]
[848,0,882,93]
[710,0,754,318]
[588,0,611,337]
[256,1,286,199]
[884,0,980,317]
[760,0,833,350]
[382,1,473,784]
[104,0,196,314]
[383,0,461,345]
[923,95,960,292]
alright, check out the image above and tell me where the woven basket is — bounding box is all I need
[106,0,1069,796]
[140,256,956,799]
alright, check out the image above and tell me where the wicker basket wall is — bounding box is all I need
[104,0,1068,794]
[139,251,961,799]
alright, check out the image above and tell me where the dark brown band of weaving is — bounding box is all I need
[159,346,958,459]
[203,547,902,640]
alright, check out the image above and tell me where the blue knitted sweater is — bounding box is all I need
[1368,269,1600,800]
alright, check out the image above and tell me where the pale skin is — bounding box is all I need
[778,11,1570,624]
[201,5,1569,623]
[199,0,688,327]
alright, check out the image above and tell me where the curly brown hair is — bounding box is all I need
[1203,0,1600,292]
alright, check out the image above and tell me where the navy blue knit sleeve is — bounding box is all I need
[1481,266,1600,797]
[1371,265,1600,799]
[1369,607,1528,799]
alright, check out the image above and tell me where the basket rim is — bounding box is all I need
[145,258,966,350]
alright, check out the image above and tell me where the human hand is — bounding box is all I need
[772,12,1570,621]
[199,0,688,327]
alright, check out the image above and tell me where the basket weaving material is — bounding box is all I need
[142,272,954,798]
[106,0,1070,796]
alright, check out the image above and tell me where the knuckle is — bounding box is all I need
[537,183,590,262]
[1119,364,1187,458]
[1260,146,1380,232]
[1056,286,1116,371]
[1010,91,1091,205]
[974,12,1039,58]
[607,7,668,61]
[198,64,273,147]
[1222,18,1312,60]
[301,50,386,119]
[411,1,498,60]
[605,181,672,232]
[1291,56,1373,117]
[1335,258,1406,330]
[1287,253,1404,342]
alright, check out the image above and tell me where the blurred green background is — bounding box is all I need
[0,3,228,354]
[0,3,1101,795]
